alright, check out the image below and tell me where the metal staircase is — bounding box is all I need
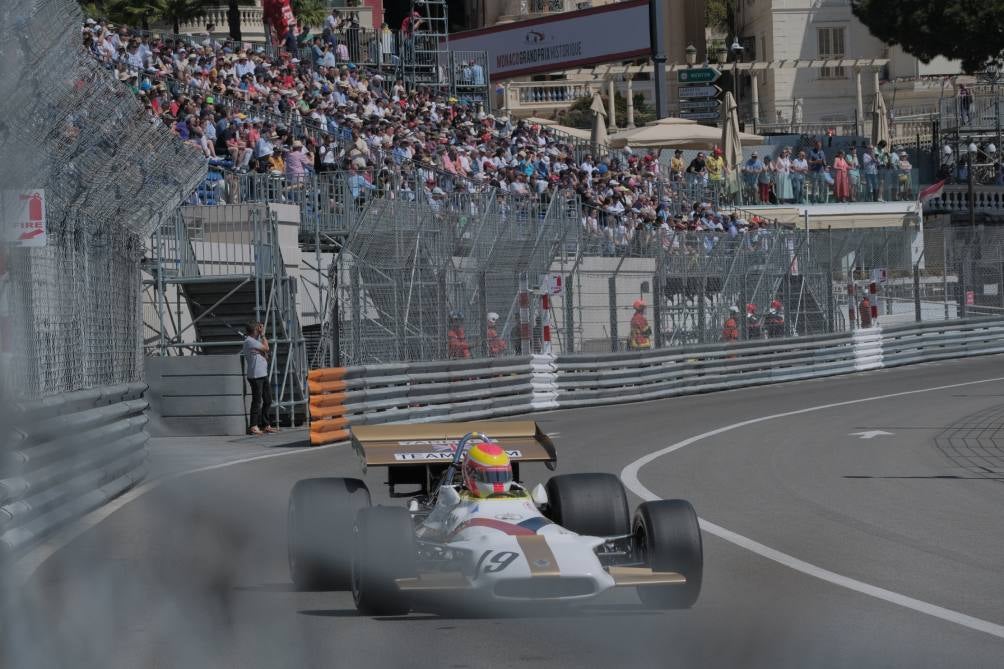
[147,205,307,425]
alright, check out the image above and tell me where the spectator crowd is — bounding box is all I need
[82,16,787,254]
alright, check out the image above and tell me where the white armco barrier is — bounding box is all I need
[1,383,149,558]
[308,319,1004,435]
[530,354,559,410]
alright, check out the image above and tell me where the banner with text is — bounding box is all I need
[448,0,651,81]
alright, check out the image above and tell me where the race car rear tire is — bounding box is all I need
[544,473,631,537]
[634,499,703,609]
[288,477,371,590]
[351,506,417,616]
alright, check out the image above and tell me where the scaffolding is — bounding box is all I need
[404,0,451,93]
[145,205,307,426]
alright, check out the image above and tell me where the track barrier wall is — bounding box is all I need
[1,383,149,558]
[307,319,1004,443]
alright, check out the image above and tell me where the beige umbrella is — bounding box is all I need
[721,92,744,200]
[549,123,593,141]
[871,90,891,149]
[609,118,762,151]
[590,92,608,149]
[523,116,557,126]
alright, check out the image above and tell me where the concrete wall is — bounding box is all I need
[146,355,248,436]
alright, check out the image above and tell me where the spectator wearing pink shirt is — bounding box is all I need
[284,140,312,181]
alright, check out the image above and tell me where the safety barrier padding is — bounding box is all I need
[0,382,149,558]
[308,368,351,445]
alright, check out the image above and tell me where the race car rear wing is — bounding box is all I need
[350,421,557,469]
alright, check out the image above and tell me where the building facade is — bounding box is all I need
[737,0,961,125]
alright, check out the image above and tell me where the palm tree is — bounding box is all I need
[292,0,327,32]
[151,0,207,35]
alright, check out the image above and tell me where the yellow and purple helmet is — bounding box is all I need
[462,442,512,498]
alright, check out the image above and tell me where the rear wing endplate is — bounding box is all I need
[350,421,557,470]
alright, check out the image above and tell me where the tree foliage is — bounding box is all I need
[560,93,655,130]
[88,0,206,33]
[851,0,1004,73]
[705,0,731,33]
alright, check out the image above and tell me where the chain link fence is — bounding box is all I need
[0,0,205,401]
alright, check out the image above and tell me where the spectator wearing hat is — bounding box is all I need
[896,151,913,200]
[706,147,726,190]
[808,139,827,203]
[833,150,851,202]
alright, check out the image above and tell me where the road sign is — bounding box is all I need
[677,67,720,84]
[679,99,721,112]
[678,84,722,99]
[679,111,721,121]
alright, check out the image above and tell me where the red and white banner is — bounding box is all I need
[918,179,945,204]
[3,189,47,248]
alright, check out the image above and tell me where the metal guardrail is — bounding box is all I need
[1,383,149,556]
[305,318,1004,444]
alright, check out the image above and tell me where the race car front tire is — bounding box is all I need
[288,477,371,590]
[351,506,418,616]
[544,473,631,537]
[634,499,703,609]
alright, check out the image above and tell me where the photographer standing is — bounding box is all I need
[243,321,279,435]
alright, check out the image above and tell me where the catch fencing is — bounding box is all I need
[305,317,1004,445]
[0,0,204,559]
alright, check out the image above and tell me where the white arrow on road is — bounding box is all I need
[849,430,893,440]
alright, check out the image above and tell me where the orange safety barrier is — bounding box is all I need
[308,367,352,446]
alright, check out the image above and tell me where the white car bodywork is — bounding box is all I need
[399,486,681,602]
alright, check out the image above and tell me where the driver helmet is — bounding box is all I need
[462,442,512,498]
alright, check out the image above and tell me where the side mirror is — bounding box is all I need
[531,483,548,507]
[440,485,461,506]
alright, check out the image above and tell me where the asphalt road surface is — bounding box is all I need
[5,356,1004,668]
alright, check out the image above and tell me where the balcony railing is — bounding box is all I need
[507,81,600,110]
[500,0,579,20]
[926,184,1004,214]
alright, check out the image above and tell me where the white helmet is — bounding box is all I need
[487,312,499,323]
[943,144,953,156]
[988,143,998,155]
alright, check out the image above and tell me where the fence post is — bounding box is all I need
[350,265,361,364]
[331,262,340,367]
[608,276,619,352]
[999,258,1004,312]
[913,263,922,322]
[943,229,949,320]
[564,273,575,354]
[652,271,663,348]
[437,269,448,360]
[959,248,968,319]
[519,273,531,356]
[478,271,488,358]
[697,276,706,342]
[395,273,406,361]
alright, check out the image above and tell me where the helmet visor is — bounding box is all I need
[474,467,511,484]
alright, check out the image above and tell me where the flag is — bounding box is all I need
[918,179,946,204]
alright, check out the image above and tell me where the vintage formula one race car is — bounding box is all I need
[287,421,703,615]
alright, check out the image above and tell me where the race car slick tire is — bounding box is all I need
[351,506,418,616]
[633,499,703,609]
[288,477,371,591]
[544,473,631,537]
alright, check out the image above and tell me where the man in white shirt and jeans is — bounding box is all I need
[243,321,279,435]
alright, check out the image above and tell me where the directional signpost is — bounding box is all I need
[679,84,722,99]
[677,67,721,84]
[676,68,723,123]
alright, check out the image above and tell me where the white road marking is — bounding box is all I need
[621,375,1004,640]
[849,430,894,439]
[13,440,343,585]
